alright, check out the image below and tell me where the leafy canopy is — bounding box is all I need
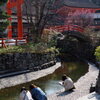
[95,46,100,61]
[0,0,9,37]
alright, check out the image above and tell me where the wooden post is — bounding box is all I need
[17,0,23,40]
[15,38,17,46]
[2,38,3,47]
[6,1,12,39]
[25,36,28,43]
[6,0,24,40]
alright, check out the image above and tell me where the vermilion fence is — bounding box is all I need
[48,25,84,33]
[0,25,84,48]
[0,37,28,48]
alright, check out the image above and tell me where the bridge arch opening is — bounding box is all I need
[57,31,93,61]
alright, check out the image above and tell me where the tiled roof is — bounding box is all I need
[64,0,100,8]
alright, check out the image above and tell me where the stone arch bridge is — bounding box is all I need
[48,24,90,42]
[62,31,90,42]
[48,25,94,62]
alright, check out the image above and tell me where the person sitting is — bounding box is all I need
[61,74,75,91]
[19,87,33,100]
[30,84,47,100]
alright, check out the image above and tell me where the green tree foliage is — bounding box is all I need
[95,46,100,61]
[0,0,9,37]
[84,28,100,46]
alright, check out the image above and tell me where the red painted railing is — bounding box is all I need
[0,37,28,48]
[48,25,84,33]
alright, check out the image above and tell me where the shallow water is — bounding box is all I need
[0,62,88,100]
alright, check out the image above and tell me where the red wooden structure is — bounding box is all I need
[48,25,84,33]
[5,0,100,41]
[6,0,24,39]
[0,37,28,48]
[54,6,100,28]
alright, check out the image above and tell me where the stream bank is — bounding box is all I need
[48,63,99,100]
[0,62,61,89]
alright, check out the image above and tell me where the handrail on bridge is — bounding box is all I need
[0,37,28,48]
[47,25,84,33]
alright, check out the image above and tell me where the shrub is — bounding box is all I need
[95,46,100,61]
[0,29,60,54]
[0,43,59,54]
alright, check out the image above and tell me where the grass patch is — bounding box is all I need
[0,43,59,54]
[95,46,100,62]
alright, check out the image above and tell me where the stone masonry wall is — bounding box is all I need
[0,52,56,74]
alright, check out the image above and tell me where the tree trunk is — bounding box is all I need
[28,29,41,43]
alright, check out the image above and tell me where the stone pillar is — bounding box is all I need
[96,69,100,94]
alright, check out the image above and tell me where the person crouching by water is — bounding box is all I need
[30,84,47,100]
[19,87,34,100]
[61,74,75,91]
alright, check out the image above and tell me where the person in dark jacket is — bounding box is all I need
[30,84,47,100]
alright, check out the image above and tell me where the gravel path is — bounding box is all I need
[47,63,99,100]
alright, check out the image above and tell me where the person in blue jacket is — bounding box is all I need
[30,84,47,100]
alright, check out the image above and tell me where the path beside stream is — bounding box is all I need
[48,63,99,100]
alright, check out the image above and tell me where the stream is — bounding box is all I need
[0,61,88,100]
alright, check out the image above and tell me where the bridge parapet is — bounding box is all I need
[48,25,84,33]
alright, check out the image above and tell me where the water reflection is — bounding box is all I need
[0,62,88,100]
